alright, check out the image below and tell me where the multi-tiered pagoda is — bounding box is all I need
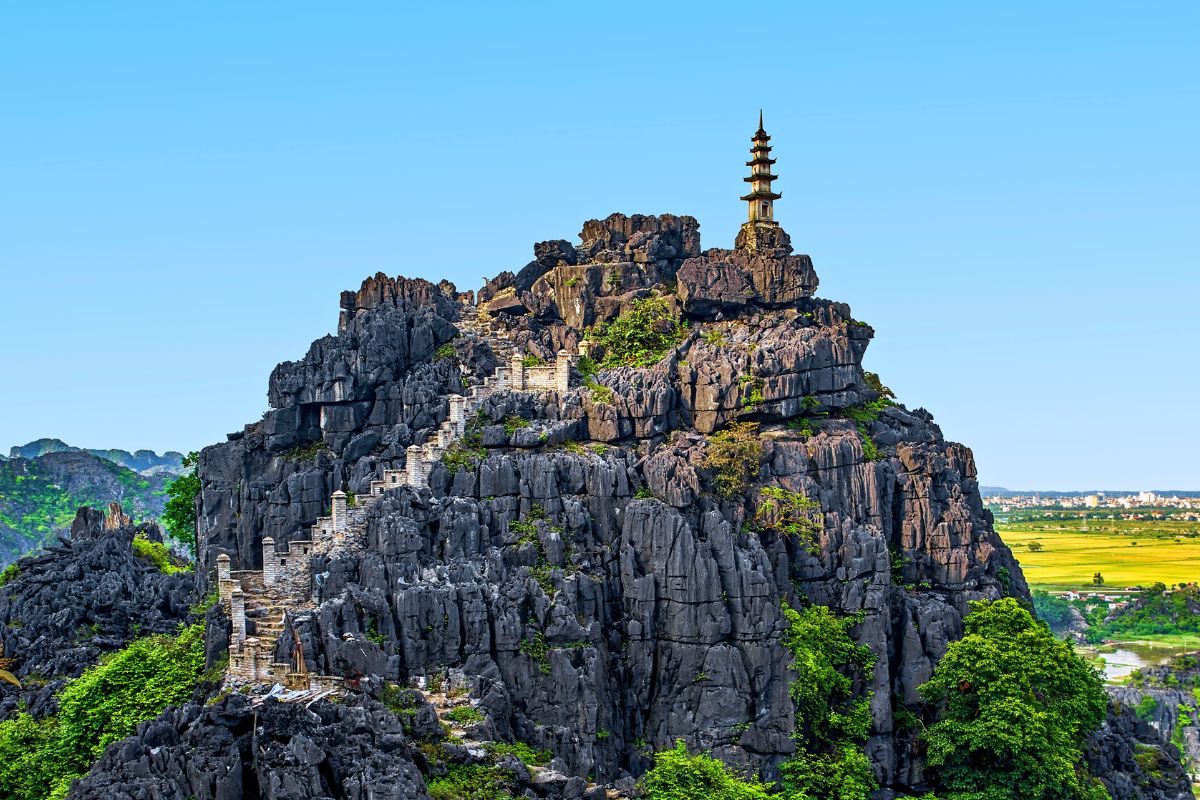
[740,111,781,225]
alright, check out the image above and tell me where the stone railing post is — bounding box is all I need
[217,553,233,605]
[261,537,276,586]
[332,490,347,533]
[406,445,425,487]
[556,349,572,392]
[244,637,260,681]
[231,587,246,647]
[510,352,525,391]
[449,396,466,433]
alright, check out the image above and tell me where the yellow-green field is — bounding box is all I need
[997,519,1200,589]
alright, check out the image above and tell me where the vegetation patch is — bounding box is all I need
[753,487,823,550]
[584,379,614,406]
[585,296,688,368]
[445,705,485,725]
[0,563,19,587]
[919,598,1108,800]
[485,741,551,766]
[778,603,877,799]
[433,341,457,362]
[642,739,773,799]
[702,422,761,498]
[0,622,207,800]
[426,763,515,800]
[131,535,192,575]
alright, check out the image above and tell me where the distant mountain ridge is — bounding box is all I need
[0,450,172,569]
[7,438,185,476]
[981,485,1200,497]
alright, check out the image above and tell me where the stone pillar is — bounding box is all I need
[510,352,525,391]
[449,396,465,430]
[578,341,591,359]
[244,637,260,681]
[262,537,276,586]
[437,428,450,448]
[407,445,425,487]
[217,553,233,605]
[556,349,572,393]
[231,587,246,648]
[332,490,347,533]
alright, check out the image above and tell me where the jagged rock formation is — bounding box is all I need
[0,507,194,720]
[1086,700,1194,799]
[1108,658,1200,784]
[73,211,1187,798]
[186,213,1023,793]
[72,694,437,800]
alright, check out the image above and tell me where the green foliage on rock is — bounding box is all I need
[586,296,687,368]
[642,739,774,800]
[0,621,207,800]
[161,451,199,554]
[426,762,516,800]
[703,422,761,498]
[130,535,192,575]
[779,603,878,800]
[0,562,18,587]
[754,487,823,550]
[918,598,1109,800]
[1032,589,1074,630]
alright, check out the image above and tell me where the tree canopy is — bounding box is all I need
[919,598,1109,800]
[161,451,199,554]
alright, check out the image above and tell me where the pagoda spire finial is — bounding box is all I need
[740,113,780,226]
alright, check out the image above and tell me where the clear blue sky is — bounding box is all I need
[1,2,1196,490]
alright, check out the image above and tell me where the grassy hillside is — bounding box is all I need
[0,452,169,568]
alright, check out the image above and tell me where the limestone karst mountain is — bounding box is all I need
[4,124,1189,800]
[53,197,1188,798]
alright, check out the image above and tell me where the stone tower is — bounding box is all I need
[735,112,792,255]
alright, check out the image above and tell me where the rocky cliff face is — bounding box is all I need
[91,212,1182,798]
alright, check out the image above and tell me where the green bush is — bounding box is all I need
[857,425,882,462]
[754,488,823,550]
[702,422,761,498]
[642,739,774,800]
[433,342,457,362]
[778,603,877,800]
[502,416,530,436]
[426,763,514,800]
[1134,695,1159,721]
[485,741,552,766]
[161,451,200,554]
[919,599,1108,800]
[130,535,191,575]
[586,296,688,368]
[445,705,485,725]
[0,563,19,587]
[0,622,207,800]
[585,379,614,406]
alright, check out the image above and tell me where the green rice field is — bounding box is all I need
[996,517,1200,590]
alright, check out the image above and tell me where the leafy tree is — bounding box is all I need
[918,598,1108,800]
[778,603,877,800]
[643,739,774,800]
[1031,590,1073,630]
[1092,572,1104,586]
[1027,541,1044,553]
[161,451,200,554]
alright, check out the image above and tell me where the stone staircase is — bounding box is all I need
[218,313,580,691]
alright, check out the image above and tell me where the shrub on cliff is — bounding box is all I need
[0,622,207,800]
[643,739,774,800]
[779,603,877,800]
[586,295,687,368]
[919,598,1108,800]
[161,451,199,554]
[703,422,761,498]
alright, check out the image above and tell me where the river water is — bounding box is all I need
[1083,641,1195,681]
